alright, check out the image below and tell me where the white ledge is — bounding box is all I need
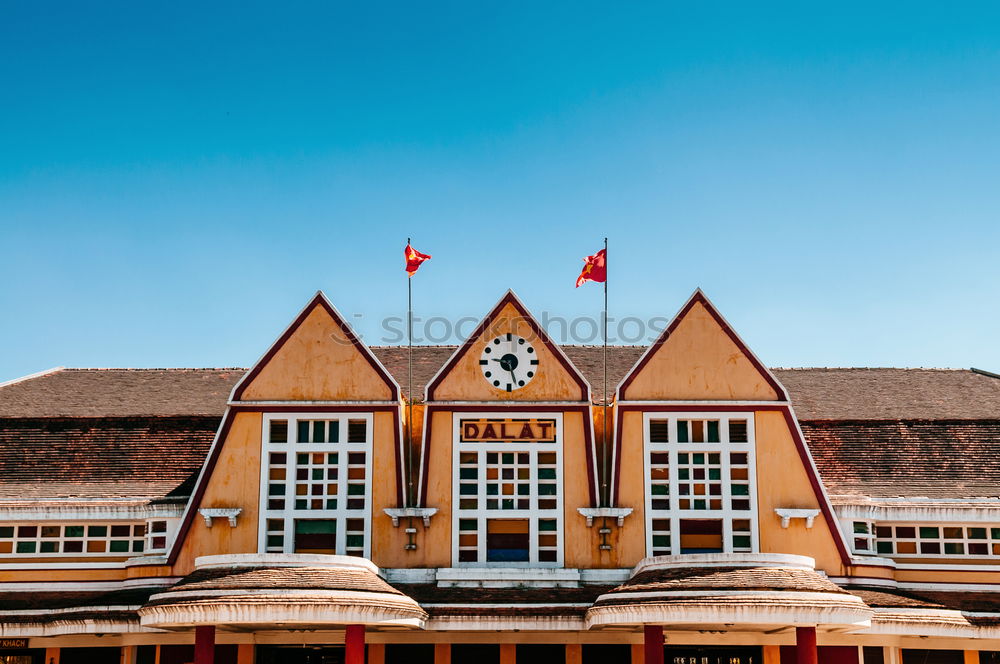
[577,507,633,527]
[436,567,581,588]
[192,553,380,575]
[774,508,821,528]
[632,553,817,576]
[198,508,242,528]
[384,507,438,527]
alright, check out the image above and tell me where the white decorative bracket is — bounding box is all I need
[578,507,634,527]
[199,508,242,528]
[774,508,821,529]
[384,507,438,528]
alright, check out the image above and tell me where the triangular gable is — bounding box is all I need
[617,289,788,402]
[425,290,590,402]
[231,291,399,402]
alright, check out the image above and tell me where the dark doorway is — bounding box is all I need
[665,645,763,664]
[583,644,631,664]
[517,644,566,664]
[0,650,44,664]
[59,648,122,664]
[451,644,500,664]
[257,645,346,664]
[386,644,434,664]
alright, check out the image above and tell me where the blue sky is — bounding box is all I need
[2,2,1000,382]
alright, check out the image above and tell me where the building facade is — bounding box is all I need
[0,289,999,664]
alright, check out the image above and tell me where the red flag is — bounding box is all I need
[405,244,431,276]
[575,248,607,287]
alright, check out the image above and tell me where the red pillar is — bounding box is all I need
[643,624,664,664]
[796,626,818,664]
[195,625,215,664]
[346,624,366,664]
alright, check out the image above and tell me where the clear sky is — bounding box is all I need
[2,1,1000,383]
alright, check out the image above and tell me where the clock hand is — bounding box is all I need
[509,369,518,385]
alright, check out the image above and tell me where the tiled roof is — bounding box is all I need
[774,368,1000,421]
[803,420,1000,499]
[4,359,999,418]
[0,368,244,418]
[0,417,219,500]
[166,565,402,596]
[612,565,846,594]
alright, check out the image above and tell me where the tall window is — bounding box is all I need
[643,413,757,556]
[452,414,563,566]
[260,413,373,557]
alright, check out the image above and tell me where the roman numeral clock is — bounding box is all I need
[480,333,538,392]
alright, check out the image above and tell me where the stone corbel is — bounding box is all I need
[198,508,242,528]
[384,507,438,528]
[774,508,820,529]
[577,507,634,527]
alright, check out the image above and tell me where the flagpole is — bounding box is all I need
[407,237,414,508]
[602,236,609,508]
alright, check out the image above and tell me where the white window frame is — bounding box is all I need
[259,412,374,558]
[868,522,1000,559]
[0,522,146,557]
[451,412,564,568]
[642,412,759,557]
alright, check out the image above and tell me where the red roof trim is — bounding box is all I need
[230,292,399,402]
[424,291,589,402]
[617,290,789,402]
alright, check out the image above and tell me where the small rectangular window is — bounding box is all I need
[486,519,530,562]
[679,519,723,554]
[294,520,336,554]
[269,420,287,443]
[649,419,670,443]
[347,419,366,443]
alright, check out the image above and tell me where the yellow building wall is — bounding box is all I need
[620,300,780,402]
[614,409,651,568]
[172,411,263,575]
[422,409,455,568]
[754,410,846,575]
[430,302,586,402]
[239,303,395,402]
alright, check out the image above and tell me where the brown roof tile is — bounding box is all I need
[0,416,219,500]
[611,566,846,595]
[802,420,1000,499]
[168,565,402,596]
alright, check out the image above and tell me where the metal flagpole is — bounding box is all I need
[407,237,414,508]
[602,237,609,507]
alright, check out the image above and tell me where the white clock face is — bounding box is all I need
[479,333,538,392]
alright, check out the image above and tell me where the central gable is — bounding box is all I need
[426,291,589,402]
[232,292,398,402]
[618,289,787,402]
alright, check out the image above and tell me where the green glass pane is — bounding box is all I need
[733,535,751,548]
[460,468,478,479]
[945,542,964,555]
[502,453,514,464]
[297,453,308,465]
[708,469,721,480]
[920,527,940,539]
[88,526,107,537]
[133,541,145,552]
[267,535,284,547]
[109,540,129,553]
[486,484,498,495]
[651,485,668,495]
[693,499,706,509]
[327,453,338,464]
[538,468,556,480]
[65,526,84,537]
[678,468,689,480]
[269,483,285,496]
[329,421,340,443]
[295,520,336,534]
[0,527,13,538]
[539,484,557,495]
[459,519,478,531]
[731,484,749,496]
[313,421,325,442]
[538,520,557,531]
[876,541,893,554]
[677,421,689,443]
[707,421,720,442]
[16,542,36,553]
[652,535,671,547]
[517,485,530,495]
[459,484,477,495]
[297,421,310,443]
[693,453,704,464]
[991,528,1000,540]
[346,535,364,548]
[347,484,365,495]
[970,528,987,539]
[678,453,689,464]
[40,541,58,553]
[853,522,870,534]
[312,469,323,480]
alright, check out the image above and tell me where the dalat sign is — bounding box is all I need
[460,419,557,443]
